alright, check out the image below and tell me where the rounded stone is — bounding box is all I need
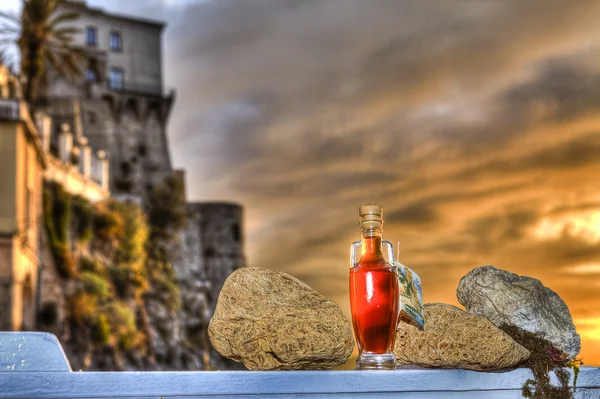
[457,265,581,358]
[208,267,354,370]
[394,303,530,371]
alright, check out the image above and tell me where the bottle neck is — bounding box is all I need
[361,232,383,256]
[359,208,384,258]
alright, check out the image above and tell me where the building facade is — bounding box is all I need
[46,0,174,202]
[0,67,45,331]
[0,64,111,332]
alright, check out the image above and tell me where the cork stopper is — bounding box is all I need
[359,204,383,234]
[359,204,382,218]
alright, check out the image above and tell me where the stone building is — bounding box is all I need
[42,0,246,342]
[45,0,174,203]
[44,0,246,288]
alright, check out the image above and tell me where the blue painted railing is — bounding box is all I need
[1,332,599,398]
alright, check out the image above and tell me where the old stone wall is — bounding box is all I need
[168,202,246,369]
[192,203,245,312]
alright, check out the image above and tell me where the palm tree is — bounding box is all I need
[0,0,82,109]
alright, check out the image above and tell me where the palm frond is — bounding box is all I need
[59,53,82,79]
[46,43,84,78]
[51,26,80,36]
[51,35,75,45]
[44,47,62,76]
[13,0,82,105]
[48,10,79,27]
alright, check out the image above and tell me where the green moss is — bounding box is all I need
[108,266,131,298]
[43,183,76,278]
[111,201,148,276]
[148,175,187,239]
[93,313,111,346]
[80,256,103,274]
[80,271,111,300]
[106,302,138,350]
[93,207,122,241]
[51,241,76,278]
[67,292,97,325]
[51,183,72,243]
[107,302,136,331]
[73,195,94,243]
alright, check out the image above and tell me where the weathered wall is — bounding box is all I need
[0,121,18,232]
[167,202,246,369]
[190,203,245,312]
[0,118,42,331]
[63,2,164,89]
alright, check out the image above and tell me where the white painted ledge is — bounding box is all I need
[0,332,598,398]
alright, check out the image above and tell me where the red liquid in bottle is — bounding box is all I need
[350,238,399,354]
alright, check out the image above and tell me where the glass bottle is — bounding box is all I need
[349,204,400,370]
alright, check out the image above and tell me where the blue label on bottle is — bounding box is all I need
[392,261,425,330]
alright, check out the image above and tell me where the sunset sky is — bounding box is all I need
[5,0,600,365]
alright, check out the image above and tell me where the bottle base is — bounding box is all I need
[356,352,396,370]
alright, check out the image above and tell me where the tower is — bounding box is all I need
[188,202,245,311]
[44,1,174,201]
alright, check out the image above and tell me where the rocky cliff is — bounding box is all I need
[38,177,242,371]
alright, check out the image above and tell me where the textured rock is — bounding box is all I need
[209,267,354,370]
[457,265,580,358]
[394,303,530,370]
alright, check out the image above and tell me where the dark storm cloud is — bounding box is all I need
[523,132,600,169]
[447,129,600,183]
[386,202,440,225]
[85,0,600,364]
[426,57,600,155]
[385,182,529,226]
[504,59,600,120]
[466,209,540,243]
